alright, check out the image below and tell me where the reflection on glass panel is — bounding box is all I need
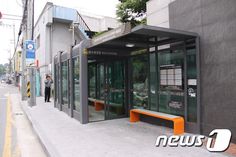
[88,63,104,122]
[158,50,184,116]
[54,64,58,102]
[97,64,105,100]
[107,61,125,118]
[62,61,68,105]
[187,48,197,122]
[88,64,96,98]
[131,55,148,109]
[73,57,80,112]
[149,53,158,111]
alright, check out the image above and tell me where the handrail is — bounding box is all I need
[76,11,91,32]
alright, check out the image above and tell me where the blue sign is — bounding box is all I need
[26,51,35,58]
[24,40,35,59]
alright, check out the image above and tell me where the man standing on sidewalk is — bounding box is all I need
[44,75,53,102]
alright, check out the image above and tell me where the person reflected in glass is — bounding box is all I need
[44,75,53,102]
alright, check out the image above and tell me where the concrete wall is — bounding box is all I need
[34,4,52,95]
[146,0,175,28]
[168,0,236,142]
[34,4,81,96]
[81,14,120,32]
[35,20,82,95]
[51,22,75,57]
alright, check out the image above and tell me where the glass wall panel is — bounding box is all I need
[88,64,96,98]
[149,53,158,111]
[97,64,105,100]
[62,61,68,105]
[73,57,80,112]
[158,50,185,116]
[187,48,197,122]
[54,64,58,103]
[131,54,149,109]
[88,63,105,122]
[106,61,126,118]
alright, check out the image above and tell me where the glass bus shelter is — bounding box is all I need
[53,24,200,133]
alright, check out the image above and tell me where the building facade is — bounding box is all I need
[147,0,236,142]
[34,2,120,96]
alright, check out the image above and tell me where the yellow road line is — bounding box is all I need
[2,95,12,157]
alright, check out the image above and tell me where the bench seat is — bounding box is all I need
[130,109,184,135]
[94,100,105,111]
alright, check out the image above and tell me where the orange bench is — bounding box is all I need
[88,98,105,111]
[94,100,105,111]
[130,109,184,135]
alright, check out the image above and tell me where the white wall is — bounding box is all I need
[34,3,53,69]
[52,22,73,57]
[33,3,120,95]
[147,0,176,28]
[35,21,82,95]
[81,14,120,32]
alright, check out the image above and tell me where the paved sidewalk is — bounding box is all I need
[13,93,233,157]
[10,93,47,157]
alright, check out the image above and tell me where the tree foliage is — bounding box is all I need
[116,0,148,27]
[0,64,7,76]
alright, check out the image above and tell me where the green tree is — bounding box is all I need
[0,64,7,76]
[116,0,148,27]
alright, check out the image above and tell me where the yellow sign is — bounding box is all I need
[27,81,30,97]
[83,49,88,55]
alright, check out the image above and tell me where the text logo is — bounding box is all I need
[156,129,231,152]
[206,129,231,152]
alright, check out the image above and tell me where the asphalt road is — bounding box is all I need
[0,85,7,156]
[0,83,18,157]
[0,83,47,157]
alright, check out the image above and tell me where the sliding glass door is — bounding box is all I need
[105,60,126,119]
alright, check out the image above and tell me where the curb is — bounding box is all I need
[19,99,61,157]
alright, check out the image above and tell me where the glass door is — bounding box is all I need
[104,60,126,119]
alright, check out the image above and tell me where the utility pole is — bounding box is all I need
[27,0,36,106]
[20,0,28,100]
[21,0,36,107]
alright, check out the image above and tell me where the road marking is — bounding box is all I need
[2,95,12,157]
[12,145,21,157]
